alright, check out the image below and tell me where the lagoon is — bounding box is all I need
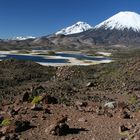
[0,51,112,66]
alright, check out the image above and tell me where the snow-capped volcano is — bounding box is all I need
[12,36,36,40]
[56,21,93,35]
[95,11,140,32]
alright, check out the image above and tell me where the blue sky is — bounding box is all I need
[0,0,140,39]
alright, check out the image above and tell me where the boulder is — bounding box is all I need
[75,101,88,107]
[43,95,58,104]
[45,116,69,136]
[14,120,31,133]
[31,85,45,96]
[45,123,69,136]
[31,104,43,111]
[95,106,105,115]
[0,134,20,140]
[8,108,19,117]
[22,92,29,102]
[121,111,132,119]
[104,101,117,109]
[86,82,94,87]
[119,125,129,133]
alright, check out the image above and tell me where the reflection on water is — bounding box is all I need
[0,54,68,63]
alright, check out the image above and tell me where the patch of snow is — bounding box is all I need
[12,36,36,40]
[96,52,111,56]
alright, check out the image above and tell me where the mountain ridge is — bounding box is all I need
[55,21,93,35]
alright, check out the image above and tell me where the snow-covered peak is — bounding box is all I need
[12,36,36,40]
[56,21,93,35]
[95,11,140,32]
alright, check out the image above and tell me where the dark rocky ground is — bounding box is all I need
[0,48,140,140]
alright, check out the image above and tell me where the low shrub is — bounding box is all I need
[31,96,42,104]
[129,95,137,105]
[1,119,11,126]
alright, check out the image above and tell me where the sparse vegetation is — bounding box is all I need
[129,95,137,105]
[1,119,11,126]
[120,131,129,136]
[31,96,42,104]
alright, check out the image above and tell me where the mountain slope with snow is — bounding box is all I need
[56,21,93,35]
[95,11,140,32]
